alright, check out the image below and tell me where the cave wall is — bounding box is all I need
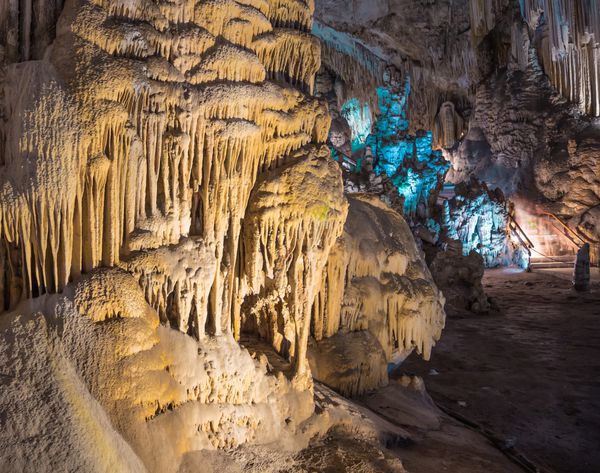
[0,0,64,63]
[0,0,328,331]
[315,0,600,245]
[519,0,599,117]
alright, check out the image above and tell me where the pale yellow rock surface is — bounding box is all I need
[0,0,447,470]
[309,195,446,396]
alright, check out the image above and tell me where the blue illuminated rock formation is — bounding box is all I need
[366,80,450,218]
[337,80,521,269]
[340,98,372,153]
[442,181,511,268]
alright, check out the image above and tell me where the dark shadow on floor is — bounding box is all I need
[400,268,600,473]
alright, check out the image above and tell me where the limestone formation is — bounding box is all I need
[520,0,600,117]
[309,195,445,396]
[442,180,511,268]
[6,0,600,469]
[1,269,316,472]
[314,0,489,142]
[0,0,450,470]
[315,0,600,236]
[0,0,329,324]
[426,242,492,315]
[240,145,348,383]
[433,101,465,150]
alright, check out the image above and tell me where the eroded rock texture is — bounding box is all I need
[240,146,348,383]
[443,180,510,268]
[314,0,496,143]
[0,0,327,325]
[0,0,447,470]
[309,195,445,396]
[427,243,492,315]
[0,268,319,472]
[520,0,599,117]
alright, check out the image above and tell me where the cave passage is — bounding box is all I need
[401,267,600,473]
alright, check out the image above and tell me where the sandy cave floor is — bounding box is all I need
[400,268,600,473]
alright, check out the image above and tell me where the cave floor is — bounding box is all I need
[400,268,600,473]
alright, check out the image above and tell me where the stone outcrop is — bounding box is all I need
[309,195,446,396]
[426,242,492,315]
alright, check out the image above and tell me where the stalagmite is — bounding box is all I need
[433,101,464,150]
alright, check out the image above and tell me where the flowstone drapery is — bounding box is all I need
[309,195,445,396]
[0,0,328,329]
[0,0,447,470]
[0,0,335,469]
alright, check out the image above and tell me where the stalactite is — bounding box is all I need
[58,267,316,462]
[433,101,465,150]
[240,145,347,384]
[0,0,329,327]
[266,0,314,32]
[194,0,273,48]
[0,0,452,467]
[311,239,346,341]
[120,238,217,338]
[405,56,477,136]
[313,20,385,111]
[469,0,496,44]
[252,29,321,92]
[187,42,267,84]
[0,0,456,465]
[0,0,64,63]
[310,195,445,395]
[511,20,530,71]
[519,0,600,116]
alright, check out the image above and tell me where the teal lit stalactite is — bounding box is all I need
[366,78,449,219]
[340,77,521,267]
[340,98,373,153]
